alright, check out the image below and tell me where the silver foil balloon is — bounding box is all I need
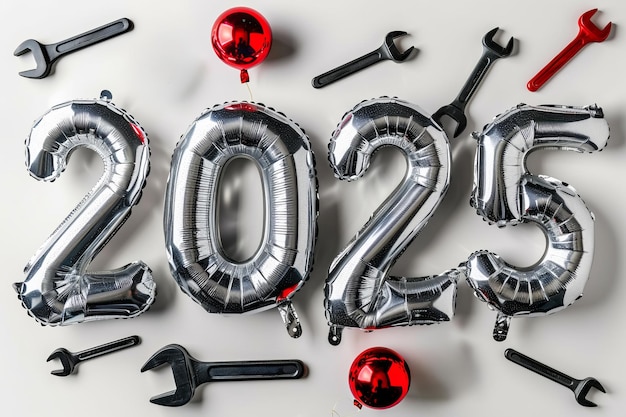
[324,97,462,345]
[16,91,156,325]
[466,104,609,341]
[164,102,318,338]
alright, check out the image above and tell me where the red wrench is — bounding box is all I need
[527,9,611,91]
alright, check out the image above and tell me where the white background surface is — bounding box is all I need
[1,1,624,416]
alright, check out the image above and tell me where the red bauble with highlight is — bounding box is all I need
[348,347,411,409]
[211,7,272,83]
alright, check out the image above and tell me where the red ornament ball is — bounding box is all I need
[211,7,272,83]
[348,347,411,409]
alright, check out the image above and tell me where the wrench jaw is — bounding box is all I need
[432,104,467,138]
[46,348,75,376]
[13,39,49,79]
[148,388,192,407]
[482,27,515,58]
[141,344,195,407]
[384,31,416,62]
[574,378,606,407]
[580,9,612,41]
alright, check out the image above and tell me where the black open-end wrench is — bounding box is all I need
[47,335,141,376]
[505,348,606,407]
[432,27,514,137]
[141,344,306,407]
[14,18,133,79]
[312,31,415,88]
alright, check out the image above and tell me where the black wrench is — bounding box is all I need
[505,348,606,407]
[47,335,141,376]
[14,18,133,79]
[141,344,306,407]
[312,31,415,88]
[432,27,514,137]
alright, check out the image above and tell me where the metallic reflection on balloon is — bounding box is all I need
[16,91,156,325]
[164,102,318,338]
[466,104,610,341]
[211,7,272,83]
[324,97,462,345]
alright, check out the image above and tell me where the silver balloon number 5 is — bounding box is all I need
[164,102,318,338]
[16,92,156,325]
[324,97,462,345]
[466,104,610,341]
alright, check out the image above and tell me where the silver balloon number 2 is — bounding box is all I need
[164,102,318,338]
[16,92,156,325]
[466,104,610,341]
[324,97,462,345]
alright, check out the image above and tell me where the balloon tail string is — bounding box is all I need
[330,402,361,417]
[246,82,253,102]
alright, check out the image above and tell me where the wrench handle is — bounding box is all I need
[527,36,586,91]
[453,51,496,111]
[76,335,141,362]
[312,50,382,88]
[505,348,576,389]
[195,359,305,384]
[46,18,133,62]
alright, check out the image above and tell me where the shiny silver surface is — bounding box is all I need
[324,97,461,342]
[466,104,609,341]
[164,102,317,337]
[471,104,608,225]
[16,93,155,325]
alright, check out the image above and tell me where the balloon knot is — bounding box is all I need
[240,69,250,83]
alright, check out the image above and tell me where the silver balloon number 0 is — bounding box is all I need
[16,92,156,325]
[466,104,609,341]
[324,97,462,345]
[164,102,318,338]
